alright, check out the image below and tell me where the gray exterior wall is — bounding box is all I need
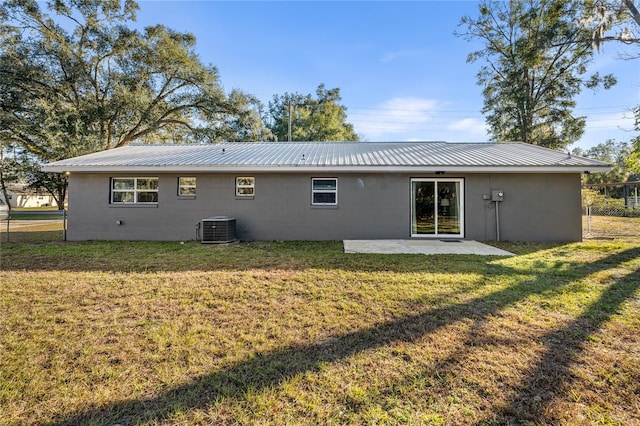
[66,171,582,242]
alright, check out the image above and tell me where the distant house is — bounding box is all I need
[42,141,609,242]
[2,183,59,209]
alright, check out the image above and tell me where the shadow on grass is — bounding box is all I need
[47,247,640,425]
[493,265,640,425]
[0,230,65,243]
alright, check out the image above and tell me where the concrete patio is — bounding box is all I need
[343,239,514,256]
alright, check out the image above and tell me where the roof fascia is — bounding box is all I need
[43,165,612,174]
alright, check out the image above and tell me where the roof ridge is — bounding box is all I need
[127,140,503,146]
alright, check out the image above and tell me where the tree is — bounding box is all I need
[573,139,632,183]
[628,135,640,174]
[0,142,68,211]
[457,0,616,149]
[578,1,640,170]
[1,0,273,206]
[0,143,21,212]
[629,100,639,181]
[20,154,68,210]
[0,0,271,161]
[580,0,640,52]
[576,1,640,172]
[268,84,359,142]
[213,91,276,142]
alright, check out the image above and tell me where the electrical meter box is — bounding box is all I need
[491,190,504,202]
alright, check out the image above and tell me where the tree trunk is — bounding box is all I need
[57,187,66,210]
[0,176,12,213]
[0,151,12,212]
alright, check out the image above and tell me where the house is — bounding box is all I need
[42,141,609,242]
[2,183,59,209]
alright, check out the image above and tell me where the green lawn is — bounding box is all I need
[7,208,66,220]
[1,231,639,425]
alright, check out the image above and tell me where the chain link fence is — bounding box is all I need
[584,206,640,218]
[1,210,67,243]
[583,206,640,240]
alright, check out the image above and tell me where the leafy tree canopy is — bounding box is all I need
[579,1,640,170]
[268,84,359,142]
[580,0,640,51]
[0,0,272,163]
[624,94,639,177]
[628,134,640,174]
[457,0,616,149]
[573,139,635,183]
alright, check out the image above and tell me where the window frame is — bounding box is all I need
[235,176,255,197]
[410,177,465,238]
[111,177,159,204]
[311,177,338,206]
[178,176,197,197]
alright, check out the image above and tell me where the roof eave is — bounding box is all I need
[42,165,612,174]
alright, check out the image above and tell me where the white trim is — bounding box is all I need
[45,165,611,174]
[235,176,255,197]
[178,176,197,196]
[111,177,159,204]
[311,177,338,206]
[411,178,465,239]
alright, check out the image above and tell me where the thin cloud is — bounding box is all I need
[380,49,427,63]
[351,98,490,142]
[447,118,488,137]
[350,97,439,140]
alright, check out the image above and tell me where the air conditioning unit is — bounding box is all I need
[201,216,236,244]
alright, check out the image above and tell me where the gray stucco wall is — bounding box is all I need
[66,171,582,242]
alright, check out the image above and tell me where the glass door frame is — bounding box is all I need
[410,178,465,238]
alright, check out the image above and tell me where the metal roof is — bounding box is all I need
[42,141,610,173]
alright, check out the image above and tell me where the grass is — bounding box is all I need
[0,221,65,243]
[583,214,640,239]
[6,208,66,220]
[0,220,639,425]
[7,213,65,220]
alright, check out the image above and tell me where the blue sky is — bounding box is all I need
[135,1,639,149]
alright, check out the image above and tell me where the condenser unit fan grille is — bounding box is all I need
[201,216,236,243]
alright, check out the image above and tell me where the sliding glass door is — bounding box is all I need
[411,178,464,238]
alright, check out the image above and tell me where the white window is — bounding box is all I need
[236,177,255,197]
[311,178,338,205]
[111,177,158,204]
[178,177,196,196]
